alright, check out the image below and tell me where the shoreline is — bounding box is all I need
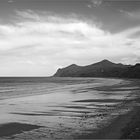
[0,77,124,101]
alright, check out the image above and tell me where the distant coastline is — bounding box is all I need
[53,59,140,79]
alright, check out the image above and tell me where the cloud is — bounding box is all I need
[87,4,92,9]
[90,0,103,7]
[87,0,103,8]
[0,10,139,76]
[119,9,140,20]
[116,26,140,39]
[8,0,14,3]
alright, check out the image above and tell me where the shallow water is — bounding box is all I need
[0,77,139,139]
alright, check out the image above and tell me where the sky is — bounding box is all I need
[0,0,140,76]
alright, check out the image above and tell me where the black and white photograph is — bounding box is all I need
[0,0,140,139]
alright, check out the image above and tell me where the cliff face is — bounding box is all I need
[54,64,82,77]
[53,60,140,78]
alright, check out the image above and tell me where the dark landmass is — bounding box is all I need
[54,59,140,78]
[0,122,41,137]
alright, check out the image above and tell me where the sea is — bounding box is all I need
[0,77,139,139]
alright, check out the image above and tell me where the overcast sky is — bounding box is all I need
[0,0,140,76]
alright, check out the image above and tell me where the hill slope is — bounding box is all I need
[54,59,140,78]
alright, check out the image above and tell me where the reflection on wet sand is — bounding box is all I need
[0,123,42,137]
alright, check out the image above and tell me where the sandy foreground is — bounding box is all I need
[0,78,140,139]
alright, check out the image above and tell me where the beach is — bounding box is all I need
[0,77,140,139]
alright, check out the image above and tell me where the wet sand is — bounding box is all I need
[90,103,140,139]
[77,106,136,139]
[121,106,140,139]
[78,79,140,139]
[0,78,140,139]
[0,123,41,137]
